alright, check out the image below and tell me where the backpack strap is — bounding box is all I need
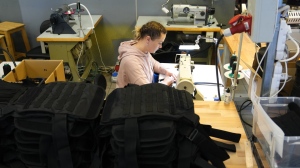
[52,113,73,168]
[124,118,139,168]
[213,141,236,152]
[193,154,217,168]
[201,124,241,143]
[177,135,195,168]
[177,116,230,167]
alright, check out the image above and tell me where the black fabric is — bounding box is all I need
[270,102,300,168]
[151,42,181,63]
[271,102,300,136]
[0,80,27,104]
[1,81,106,168]
[98,83,240,167]
[202,124,241,143]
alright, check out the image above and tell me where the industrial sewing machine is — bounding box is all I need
[176,54,204,100]
[168,4,215,26]
[50,4,76,34]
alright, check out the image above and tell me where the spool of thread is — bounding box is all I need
[230,55,237,68]
[224,88,231,104]
[231,62,237,75]
[3,64,11,76]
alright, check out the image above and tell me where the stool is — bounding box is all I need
[0,21,31,61]
[0,35,10,61]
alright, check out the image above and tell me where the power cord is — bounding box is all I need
[0,46,17,67]
[238,99,253,128]
[215,34,224,101]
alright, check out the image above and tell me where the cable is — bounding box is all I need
[216,42,225,86]
[92,29,109,73]
[238,99,253,128]
[250,43,271,100]
[68,3,94,29]
[271,61,288,97]
[254,44,264,74]
[0,46,17,67]
[269,25,299,96]
[278,4,290,17]
[279,34,300,62]
[194,82,224,87]
[162,0,170,8]
[68,2,108,76]
[215,34,224,101]
[75,41,85,81]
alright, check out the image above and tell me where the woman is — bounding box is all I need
[116,21,177,88]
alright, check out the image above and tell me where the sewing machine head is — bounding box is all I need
[50,4,76,34]
[170,4,214,26]
[51,4,75,24]
[176,54,204,100]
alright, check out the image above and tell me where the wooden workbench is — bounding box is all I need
[194,101,257,167]
[135,16,221,32]
[36,15,103,82]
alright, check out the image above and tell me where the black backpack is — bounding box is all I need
[0,82,106,168]
[97,83,241,168]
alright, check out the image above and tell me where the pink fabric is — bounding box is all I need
[116,40,167,88]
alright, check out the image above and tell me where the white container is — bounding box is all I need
[253,97,300,168]
[111,71,118,83]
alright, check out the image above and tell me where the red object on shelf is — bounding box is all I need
[223,14,252,36]
[228,14,252,35]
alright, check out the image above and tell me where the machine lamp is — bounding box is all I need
[179,44,200,50]
[161,0,170,14]
[162,7,170,14]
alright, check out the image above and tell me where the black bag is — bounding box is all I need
[151,42,181,63]
[98,83,241,168]
[9,82,106,168]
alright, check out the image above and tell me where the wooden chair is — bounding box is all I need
[0,35,10,61]
[26,20,51,59]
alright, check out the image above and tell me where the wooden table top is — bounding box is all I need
[194,100,257,168]
[0,21,25,32]
[37,15,102,42]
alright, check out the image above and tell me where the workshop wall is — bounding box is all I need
[0,0,235,66]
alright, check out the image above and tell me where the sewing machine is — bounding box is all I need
[50,4,76,34]
[176,54,204,100]
[169,4,211,26]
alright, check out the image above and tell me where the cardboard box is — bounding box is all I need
[253,97,300,168]
[3,59,65,84]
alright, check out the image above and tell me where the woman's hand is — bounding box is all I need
[165,70,177,81]
[162,76,175,86]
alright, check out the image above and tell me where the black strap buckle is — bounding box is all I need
[187,129,198,141]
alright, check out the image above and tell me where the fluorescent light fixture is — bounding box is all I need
[179,44,200,50]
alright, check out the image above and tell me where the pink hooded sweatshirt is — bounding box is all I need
[116,40,168,88]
